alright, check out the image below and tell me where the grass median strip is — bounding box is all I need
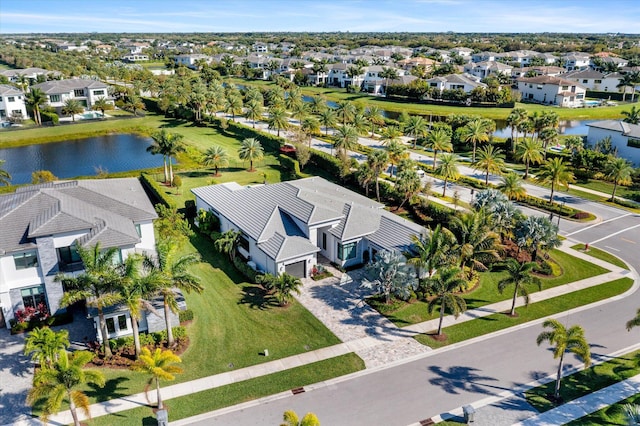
[415,278,633,349]
[87,353,365,426]
[570,244,628,269]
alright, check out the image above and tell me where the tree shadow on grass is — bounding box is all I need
[189,234,247,285]
[182,170,212,178]
[238,285,278,310]
[85,377,130,402]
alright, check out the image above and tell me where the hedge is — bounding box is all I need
[140,173,176,208]
[279,154,303,179]
[179,309,194,323]
[309,149,343,177]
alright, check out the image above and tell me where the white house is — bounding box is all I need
[122,54,149,62]
[517,75,586,107]
[471,51,501,63]
[426,74,486,94]
[192,177,425,277]
[587,120,640,166]
[173,54,210,69]
[31,79,112,113]
[464,61,513,79]
[362,65,405,95]
[0,67,62,83]
[327,63,366,88]
[0,178,158,332]
[562,52,591,71]
[0,84,28,122]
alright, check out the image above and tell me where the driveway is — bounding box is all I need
[0,328,34,425]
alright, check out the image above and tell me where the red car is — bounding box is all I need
[279,143,297,155]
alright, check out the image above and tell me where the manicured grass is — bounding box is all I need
[574,177,638,200]
[82,232,344,404]
[87,353,365,425]
[384,249,609,326]
[564,392,640,426]
[570,244,628,269]
[414,278,633,349]
[526,348,640,414]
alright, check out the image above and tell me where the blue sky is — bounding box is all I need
[1,0,639,34]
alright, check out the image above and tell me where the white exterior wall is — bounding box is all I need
[0,254,43,295]
[518,81,561,105]
[587,127,640,166]
[135,220,156,251]
[278,254,316,276]
[0,93,28,120]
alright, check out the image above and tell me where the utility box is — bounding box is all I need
[462,405,475,424]
[157,409,168,426]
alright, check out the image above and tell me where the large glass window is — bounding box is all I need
[21,285,46,309]
[338,242,357,261]
[106,317,116,333]
[57,246,82,270]
[74,89,85,97]
[238,234,250,252]
[106,314,128,335]
[93,90,105,96]
[14,250,39,270]
[49,94,61,102]
[118,315,128,330]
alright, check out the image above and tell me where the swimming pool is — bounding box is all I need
[583,100,600,107]
[82,111,103,119]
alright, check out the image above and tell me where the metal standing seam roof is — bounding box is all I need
[0,84,24,96]
[32,78,108,94]
[587,120,640,139]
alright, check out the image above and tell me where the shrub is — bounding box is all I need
[179,309,194,323]
[613,198,640,209]
[572,211,591,220]
[534,260,553,276]
[309,149,343,177]
[140,173,176,208]
[41,111,59,125]
[184,200,197,219]
[233,256,258,282]
[279,154,302,179]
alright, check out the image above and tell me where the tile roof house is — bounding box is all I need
[0,178,157,331]
[192,177,425,278]
[31,78,112,113]
[0,84,28,122]
[516,75,586,107]
[464,61,513,79]
[426,73,486,94]
[587,120,640,166]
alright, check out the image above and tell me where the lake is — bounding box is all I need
[0,134,161,185]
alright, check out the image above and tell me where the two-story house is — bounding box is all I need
[517,75,586,107]
[31,79,112,113]
[0,178,157,331]
[426,74,486,94]
[587,121,640,167]
[562,52,591,71]
[464,61,513,79]
[0,84,28,122]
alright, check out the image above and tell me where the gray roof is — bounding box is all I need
[564,69,605,79]
[0,84,24,96]
[587,120,640,139]
[0,178,157,254]
[32,78,108,94]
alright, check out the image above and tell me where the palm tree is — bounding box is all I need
[408,224,456,279]
[333,125,359,157]
[131,347,182,410]
[425,127,453,169]
[300,116,321,142]
[0,159,11,186]
[473,145,505,185]
[387,140,408,177]
[626,308,640,332]
[147,129,170,183]
[460,119,491,162]
[395,169,421,210]
[356,162,375,197]
[152,242,203,346]
[605,157,634,201]
[368,149,389,202]
[224,93,243,121]
[351,113,369,135]
[244,99,263,128]
[124,94,145,116]
[26,87,47,125]
[380,67,399,95]
[498,259,541,316]
[318,107,337,135]
[335,100,356,125]
[257,273,303,306]
[56,243,122,358]
[404,115,428,149]
[281,410,320,426]
[93,96,110,117]
[309,95,327,114]
[498,172,527,200]
[618,74,635,102]
[24,328,69,368]
[267,106,289,137]
[536,319,591,400]
[539,127,559,159]
[215,230,241,261]
[536,157,575,204]
[27,350,105,426]
[238,138,264,171]
[435,153,459,197]
[450,211,501,278]
[516,138,544,180]
[365,106,385,137]
[163,132,185,186]
[285,86,304,112]
[203,145,230,176]
[62,98,83,121]
[426,266,467,336]
[380,125,404,146]
[506,107,528,153]
[622,106,640,125]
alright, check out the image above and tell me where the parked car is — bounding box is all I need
[279,143,297,155]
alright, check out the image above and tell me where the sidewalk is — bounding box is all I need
[44,241,633,425]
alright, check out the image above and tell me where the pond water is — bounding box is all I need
[0,134,160,185]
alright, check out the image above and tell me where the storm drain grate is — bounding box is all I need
[291,387,305,395]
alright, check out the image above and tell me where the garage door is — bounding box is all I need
[285,261,305,278]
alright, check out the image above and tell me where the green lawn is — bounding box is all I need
[527,348,640,414]
[383,249,609,327]
[573,177,638,200]
[570,244,628,269]
[414,278,633,349]
[564,393,640,426]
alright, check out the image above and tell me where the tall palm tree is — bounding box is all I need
[333,125,359,157]
[224,93,243,121]
[516,138,544,180]
[536,157,575,204]
[426,266,467,336]
[368,149,389,202]
[124,94,145,116]
[317,107,337,135]
[365,106,385,137]
[203,145,230,176]
[24,328,69,368]
[605,157,633,201]
[238,137,265,171]
[408,224,456,279]
[300,116,321,142]
[27,350,105,426]
[617,74,635,102]
[131,347,182,410]
[380,125,404,146]
[62,98,83,122]
[335,100,357,125]
[380,67,399,95]
[147,129,170,183]
[26,87,47,125]
[498,259,541,316]
[351,113,369,135]
[460,119,491,162]
[267,106,289,137]
[0,159,11,186]
[285,86,304,112]
[356,162,375,197]
[498,172,527,200]
[425,127,453,169]
[473,145,505,185]
[56,243,122,358]
[395,169,422,210]
[387,140,408,177]
[404,115,428,149]
[506,107,528,153]
[450,211,501,278]
[536,319,591,400]
[435,153,459,197]
[539,127,559,159]
[244,99,263,128]
[163,132,185,186]
[152,242,203,346]
[622,106,640,125]
[93,97,111,117]
[257,273,303,306]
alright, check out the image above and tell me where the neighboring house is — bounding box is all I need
[0,67,62,83]
[173,54,210,69]
[426,73,486,94]
[471,51,501,63]
[396,57,439,73]
[592,56,628,70]
[0,178,158,331]
[511,66,566,79]
[31,79,112,112]
[587,120,640,166]
[517,75,586,107]
[253,42,268,53]
[192,177,425,277]
[0,84,28,122]
[464,61,513,79]
[327,63,366,88]
[562,52,591,71]
[451,47,474,58]
[362,65,405,95]
[122,54,149,62]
